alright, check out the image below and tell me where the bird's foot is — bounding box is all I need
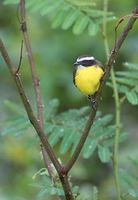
[88,95,97,110]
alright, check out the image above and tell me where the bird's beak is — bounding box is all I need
[73,61,78,66]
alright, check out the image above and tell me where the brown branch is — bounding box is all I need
[40,144,53,181]
[19,0,54,179]
[0,38,75,200]
[18,2,75,196]
[65,5,138,173]
[1,1,75,198]
[0,38,62,174]
[19,0,44,126]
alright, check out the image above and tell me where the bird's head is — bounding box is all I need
[74,55,97,67]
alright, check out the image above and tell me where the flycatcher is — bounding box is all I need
[73,55,104,99]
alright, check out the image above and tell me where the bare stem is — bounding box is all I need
[103,0,121,199]
[19,0,53,179]
[59,174,75,200]
[0,36,75,200]
[19,0,43,126]
[0,38,61,174]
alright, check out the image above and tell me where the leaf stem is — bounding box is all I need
[103,1,121,199]
[112,70,121,200]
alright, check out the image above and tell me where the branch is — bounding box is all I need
[19,0,54,178]
[65,5,138,173]
[1,1,75,198]
[19,0,44,126]
[0,38,61,174]
[0,38,75,200]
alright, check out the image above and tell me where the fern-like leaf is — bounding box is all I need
[107,62,138,105]
[3,0,115,36]
[2,99,126,162]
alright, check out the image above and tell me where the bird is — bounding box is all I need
[73,55,104,103]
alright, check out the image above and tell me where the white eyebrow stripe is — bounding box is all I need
[77,56,95,62]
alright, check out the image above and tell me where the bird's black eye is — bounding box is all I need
[80,59,96,66]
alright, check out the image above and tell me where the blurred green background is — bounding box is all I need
[0,0,138,200]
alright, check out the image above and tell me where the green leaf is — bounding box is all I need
[134,85,138,94]
[45,99,59,120]
[77,185,98,200]
[62,10,80,30]
[73,15,89,34]
[51,11,66,28]
[92,114,113,132]
[60,130,77,154]
[115,77,137,86]
[72,185,79,196]
[123,62,138,70]
[4,0,19,4]
[98,145,111,163]
[70,136,80,155]
[45,122,55,135]
[117,85,129,94]
[38,187,64,197]
[68,0,96,7]
[103,132,128,147]
[120,169,138,187]
[41,1,62,16]
[95,125,115,138]
[116,71,138,79]
[126,91,138,105]
[48,126,64,146]
[92,186,98,200]
[88,22,99,36]
[3,0,115,36]
[27,0,47,13]
[82,139,98,159]
[1,117,30,136]
[128,189,138,198]
[4,100,25,116]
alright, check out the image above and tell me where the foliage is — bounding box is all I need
[1,99,127,164]
[107,62,138,105]
[1,99,127,199]
[31,168,80,199]
[76,186,98,200]
[4,0,115,36]
[120,157,138,199]
[1,0,138,200]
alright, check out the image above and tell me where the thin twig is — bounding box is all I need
[0,38,61,174]
[114,14,138,53]
[40,144,54,181]
[19,0,44,127]
[65,6,138,173]
[19,0,54,180]
[16,40,23,73]
[0,37,75,200]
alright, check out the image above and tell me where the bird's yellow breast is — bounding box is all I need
[75,65,104,95]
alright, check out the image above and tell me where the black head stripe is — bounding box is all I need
[79,59,97,67]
